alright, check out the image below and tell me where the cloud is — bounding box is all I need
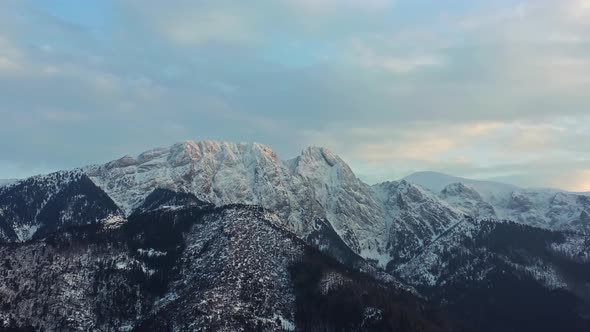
[299,116,590,190]
[285,0,394,15]
[0,0,589,193]
[0,35,24,75]
[560,169,590,192]
[148,8,257,46]
[457,2,531,30]
[352,39,444,73]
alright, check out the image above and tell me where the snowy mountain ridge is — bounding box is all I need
[82,141,483,269]
[405,171,590,233]
[2,140,590,331]
[1,140,588,265]
[84,140,390,262]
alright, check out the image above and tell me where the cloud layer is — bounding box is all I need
[1,0,589,190]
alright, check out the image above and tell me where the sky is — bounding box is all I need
[1,0,590,191]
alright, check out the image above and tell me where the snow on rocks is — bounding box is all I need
[85,141,388,261]
[404,171,590,234]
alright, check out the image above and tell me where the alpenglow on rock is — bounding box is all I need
[85,141,389,258]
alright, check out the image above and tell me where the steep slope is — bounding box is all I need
[439,183,497,219]
[130,188,213,215]
[404,171,518,200]
[396,218,590,332]
[498,189,590,232]
[0,202,453,332]
[0,171,123,242]
[372,180,467,266]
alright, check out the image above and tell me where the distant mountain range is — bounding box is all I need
[1,141,589,331]
[405,171,590,232]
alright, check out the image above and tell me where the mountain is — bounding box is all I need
[405,171,590,233]
[84,141,388,262]
[82,141,487,269]
[439,182,497,219]
[0,200,455,332]
[1,142,587,266]
[371,180,466,267]
[0,171,123,243]
[1,140,590,331]
[404,171,519,201]
[396,218,590,332]
[1,141,467,272]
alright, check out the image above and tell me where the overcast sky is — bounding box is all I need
[1,0,590,191]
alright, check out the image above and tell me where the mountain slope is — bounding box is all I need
[2,141,590,331]
[404,171,518,200]
[0,171,123,243]
[439,182,497,219]
[372,180,466,266]
[405,171,590,233]
[0,142,479,273]
[396,218,590,332]
[0,202,454,332]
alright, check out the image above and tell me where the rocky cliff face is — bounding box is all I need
[85,141,388,262]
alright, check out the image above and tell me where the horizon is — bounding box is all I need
[1,0,590,191]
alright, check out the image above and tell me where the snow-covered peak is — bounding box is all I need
[296,146,340,167]
[85,140,286,212]
[376,180,435,199]
[290,146,361,199]
[371,180,466,265]
[404,171,518,202]
[441,182,480,199]
[405,171,590,232]
[373,180,462,216]
[85,140,388,259]
[440,182,496,219]
[168,140,280,166]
